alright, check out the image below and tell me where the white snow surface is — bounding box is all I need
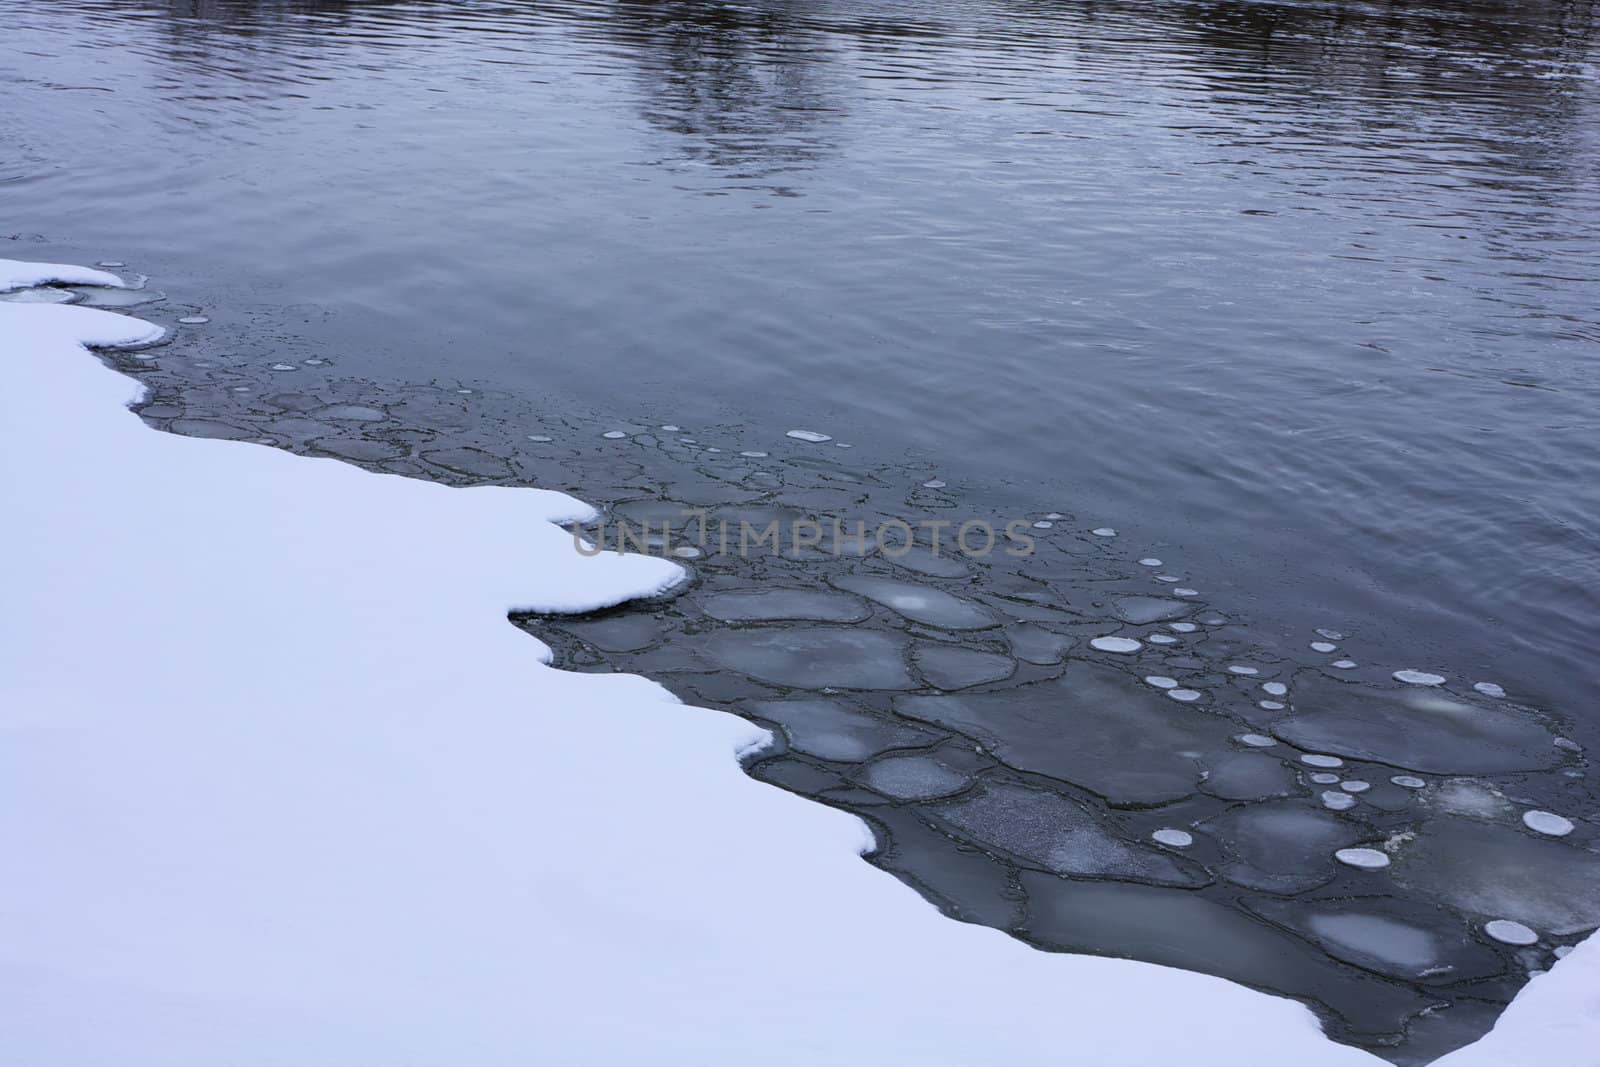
[1,282,1593,1065]
[0,256,126,292]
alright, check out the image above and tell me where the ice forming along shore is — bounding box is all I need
[0,261,1590,1066]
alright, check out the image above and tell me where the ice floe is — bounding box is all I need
[1273,680,1562,774]
[1152,829,1193,848]
[1202,802,1361,892]
[1302,754,1345,769]
[1522,811,1575,838]
[1263,681,1288,696]
[1485,920,1539,947]
[1237,733,1276,747]
[703,628,914,689]
[1168,688,1202,702]
[1089,635,1142,653]
[1392,817,1600,935]
[177,314,209,324]
[1311,641,1337,653]
[701,589,872,624]
[1113,596,1190,624]
[831,576,997,630]
[1091,527,1116,537]
[785,429,832,443]
[860,755,970,800]
[1322,792,1357,811]
[1145,676,1179,689]
[1204,752,1297,800]
[1474,682,1507,698]
[1392,776,1427,789]
[914,645,1016,691]
[1249,900,1503,984]
[896,664,1234,805]
[749,698,933,761]
[939,783,1203,886]
[0,286,77,304]
[1394,669,1447,686]
[1335,848,1391,870]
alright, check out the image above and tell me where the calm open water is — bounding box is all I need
[3,1,1598,715]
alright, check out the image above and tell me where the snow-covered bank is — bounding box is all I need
[0,270,1587,1065]
[0,258,126,292]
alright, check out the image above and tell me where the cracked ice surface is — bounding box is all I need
[6,287,1429,1067]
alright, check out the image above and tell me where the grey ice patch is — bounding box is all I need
[938,783,1203,886]
[701,589,871,624]
[831,576,997,631]
[1201,801,1362,892]
[895,663,1233,805]
[861,756,971,800]
[748,698,932,762]
[914,645,1016,691]
[1272,679,1562,774]
[315,404,387,422]
[1112,596,1189,624]
[704,628,914,689]
[1392,817,1600,935]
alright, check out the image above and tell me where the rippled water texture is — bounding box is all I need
[4,0,1599,712]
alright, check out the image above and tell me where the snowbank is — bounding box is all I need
[1432,935,1600,1066]
[0,270,1583,1065]
[0,257,126,292]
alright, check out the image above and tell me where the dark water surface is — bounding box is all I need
[4,0,1599,711]
[5,0,1600,1060]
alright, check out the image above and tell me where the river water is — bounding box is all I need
[5,1,1599,1061]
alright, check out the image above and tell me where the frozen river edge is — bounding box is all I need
[0,263,1592,1066]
